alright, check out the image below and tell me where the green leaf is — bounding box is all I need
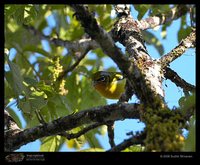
[20,103,40,128]
[18,98,32,114]
[47,5,66,11]
[37,82,55,97]
[46,100,58,120]
[31,91,47,98]
[183,115,195,151]
[80,148,105,152]
[66,137,86,149]
[40,136,62,151]
[36,99,59,123]
[178,15,192,43]
[106,66,117,72]
[5,5,43,25]
[23,45,51,58]
[5,55,26,97]
[161,22,171,39]
[82,59,96,66]
[149,5,171,16]
[28,96,48,110]
[7,107,23,129]
[60,54,72,68]
[74,65,89,75]
[59,7,84,41]
[178,96,185,107]
[122,145,144,152]
[178,26,192,43]
[92,48,106,59]
[8,5,25,24]
[178,92,195,113]
[134,5,150,20]
[4,71,15,103]
[24,77,38,86]
[48,94,72,117]
[93,5,114,31]
[84,131,103,149]
[58,95,73,114]
[5,25,41,50]
[96,125,107,136]
[79,75,107,110]
[18,95,47,119]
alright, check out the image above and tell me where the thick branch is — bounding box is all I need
[113,5,165,106]
[114,5,151,61]
[5,103,140,152]
[164,67,195,92]
[160,28,196,68]
[23,24,99,55]
[71,5,166,109]
[137,5,189,30]
[70,5,131,72]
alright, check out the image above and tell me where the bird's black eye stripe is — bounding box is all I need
[97,76,106,82]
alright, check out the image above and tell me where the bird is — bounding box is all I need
[91,71,126,99]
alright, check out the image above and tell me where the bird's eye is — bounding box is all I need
[97,76,106,82]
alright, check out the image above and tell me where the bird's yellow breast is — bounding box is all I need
[93,78,126,99]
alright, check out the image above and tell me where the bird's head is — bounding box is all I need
[91,71,126,99]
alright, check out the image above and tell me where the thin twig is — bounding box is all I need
[23,24,98,54]
[59,122,103,140]
[106,132,145,152]
[57,51,88,81]
[137,5,189,30]
[164,67,195,92]
[106,121,115,147]
[160,28,196,68]
[35,109,46,124]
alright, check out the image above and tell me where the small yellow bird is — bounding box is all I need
[92,71,126,99]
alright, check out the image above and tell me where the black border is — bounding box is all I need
[2,1,199,163]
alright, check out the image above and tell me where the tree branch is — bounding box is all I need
[112,4,165,105]
[5,103,141,151]
[106,132,145,152]
[160,28,196,68]
[4,110,21,132]
[23,24,99,53]
[71,5,166,109]
[57,51,88,80]
[137,5,190,30]
[23,24,99,80]
[164,67,195,92]
[59,122,103,140]
[70,5,131,72]
[4,110,22,151]
[106,121,115,148]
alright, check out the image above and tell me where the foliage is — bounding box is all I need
[178,92,196,151]
[4,4,195,151]
[122,145,144,152]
